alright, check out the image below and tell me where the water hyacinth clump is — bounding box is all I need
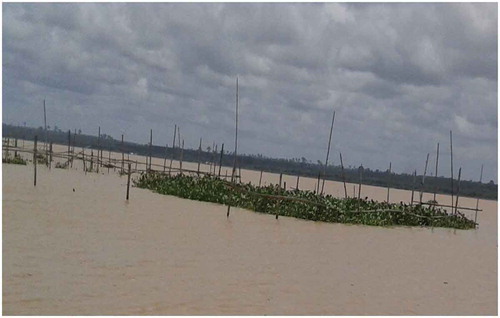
[134,172,476,230]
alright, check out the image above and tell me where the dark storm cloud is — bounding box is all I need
[2,3,497,181]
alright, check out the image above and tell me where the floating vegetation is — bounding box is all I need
[55,161,69,169]
[134,172,476,230]
[2,154,27,165]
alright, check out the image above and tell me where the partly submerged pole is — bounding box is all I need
[386,162,392,203]
[433,142,440,202]
[410,170,417,207]
[227,77,239,218]
[43,99,48,160]
[218,143,224,177]
[259,170,263,187]
[168,124,177,175]
[450,130,454,211]
[419,153,430,204]
[340,152,348,199]
[149,129,153,171]
[126,163,131,200]
[163,143,168,172]
[121,134,125,174]
[454,167,462,215]
[197,137,202,175]
[33,135,38,187]
[321,110,335,195]
[474,164,484,225]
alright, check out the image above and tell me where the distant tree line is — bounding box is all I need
[3,123,496,200]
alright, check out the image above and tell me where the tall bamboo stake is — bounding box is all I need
[454,167,462,215]
[108,148,111,173]
[316,172,321,193]
[419,153,430,204]
[340,152,348,199]
[168,124,177,175]
[450,130,454,211]
[126,163,131,200]
[296,175,300,190]
[357,166,363,212]
[163,143,168,172]
[386,162,392,202]
[321,110,335,195]
[279,173,283,189]
[67,130,71,166]
[71,129,76,168]
[227,77,239,218]
[218,143,224,177]
[433,142,440,202]
[121,134,124,174]
[474,164,483,225]
[33,136,38,186]
[82,147,86,174]
[179,140,184,175]
[259,170,263,187]
[97,126,100,173]
[48,142,52,170]
[149,129,153,171]
[43,99,48,165]
[14,138,18,158]
[410,170,417,207]
[197,138,202,175]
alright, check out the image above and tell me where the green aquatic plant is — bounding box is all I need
[134,172,476,230]
[2,154,27,165]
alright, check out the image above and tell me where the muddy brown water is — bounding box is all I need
[2,143,497,315]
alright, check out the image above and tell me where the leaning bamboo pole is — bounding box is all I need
[433,142,440,202]
[419,153,430,204]
[339,152,348,199]
[168,124,177,175]
[474,164,484,225]
[227,77,239,218]
[320,110,335,195]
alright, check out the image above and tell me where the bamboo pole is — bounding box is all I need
[279,173,283,189]
[454,167,462,215]
[213,144,218,175]
[14,138,18,158]
[126,163,131,200]
[321,110,335,195]
[67,130,71,166]
[259,170,263,187]
[218,143,224,177]
[419,153,430,203]
[197,137,202,175]
[97,126,100,173]
[296,175,300,190]
[33,136,38,186]
[49,142,53,170]
[149,129,153,171]
[340,152,348,199]
[386,162,392,203]
[169,124,177,175]
[163,143,168,172]
[433,142,440,202]
[121,134,124,174]
[179,140,184,175]
[316,172,321,193]
[108,148,111,174]
[357,166,363,211]
[410,170,417,207]
[82,147,86,174]
[227,77,239,218]
[474,164,483,225]
[71,129,76,168]
[90,150,94,172]
[5,137,9,158]
[43,99,48,162]
[450,130,454,211]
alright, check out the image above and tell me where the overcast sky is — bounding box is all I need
[3,3,498,182]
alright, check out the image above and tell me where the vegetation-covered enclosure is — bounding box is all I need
[134,172,477,230]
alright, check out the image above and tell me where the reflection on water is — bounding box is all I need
[2,146,497,315]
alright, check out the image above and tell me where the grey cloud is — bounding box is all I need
[2,2,497,181]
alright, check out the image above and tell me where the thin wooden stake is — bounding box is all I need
[126,163,131,200]
[410,170,417,207]
[108,148,111,173]
[474,164,483,225]
[82,147,86,174]
[259,170,263,187]
[218,143,224,177]
[227,77,239,218]
[386,162,392,203]
[357,166,363,211]
[179,140,184,175]
[43,99,48,160]
[67,130,71,166]
[33,136,38,186]
[316,172,321,193]
[433,142,440,202]
[340,152,348,199]
[163,143,168,172]
[454,167,462,215]
[14,138,18,158]
[149,129,153,171]
[321,110,335,195]
[49,142,53,170]
[169,125,177,175]
[279,173,283,189]
[419,153,430,203]
[121,134,124,174]
[296,175,300,190]
[197,138,202,175]
[450,130,454,211]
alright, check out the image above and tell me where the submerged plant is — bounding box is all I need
[2,154,27,165]
[134,172,476,230]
